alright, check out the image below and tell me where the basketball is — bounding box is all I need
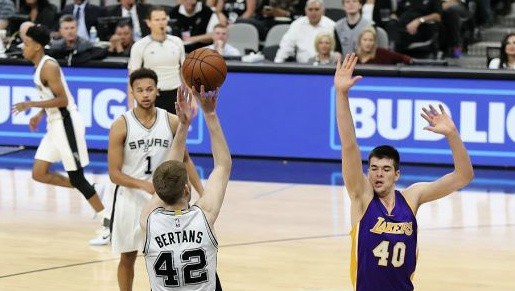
[182,48,227,92]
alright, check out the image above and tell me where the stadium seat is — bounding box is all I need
[228,23,260,55]
[264,24,290,48]
[325,8,346,22]
[375,26,389,49]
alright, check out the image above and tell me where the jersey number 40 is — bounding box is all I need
[372,240,406,267]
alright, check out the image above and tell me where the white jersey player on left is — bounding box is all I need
[12,24,110,245]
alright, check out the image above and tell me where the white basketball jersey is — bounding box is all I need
[122,108,173,180]
[144,205,218,291]
[34,55,78,123]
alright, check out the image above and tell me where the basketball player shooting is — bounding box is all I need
[141,84,231,291]
[11,24,110,243]
[334,53,474,291]
[108,68,204,291]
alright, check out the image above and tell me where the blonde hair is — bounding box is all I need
[356,26,377,59]
[314,31,336,53]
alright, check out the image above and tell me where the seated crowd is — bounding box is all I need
[0,0,513,69]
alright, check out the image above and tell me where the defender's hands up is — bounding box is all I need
[334,53,362,94]
[191,85,219,114]
[421,104,458,136]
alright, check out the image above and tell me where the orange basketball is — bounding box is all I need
[182,48,227,92]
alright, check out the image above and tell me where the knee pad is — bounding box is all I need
[68,169,96,200]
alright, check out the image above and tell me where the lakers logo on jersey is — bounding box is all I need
[369,217,413,236]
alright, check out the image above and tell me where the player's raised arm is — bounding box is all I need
[168,90,204,196]
[404,105,474,209]
[334,54,369,199]
[169,85,194,162]
[193,86,232,227]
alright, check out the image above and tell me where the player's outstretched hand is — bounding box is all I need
[12,102,32,115]
[421,104,458,136]
[334,53,362,94]
[175,85,194,125]
[191,85,219,114]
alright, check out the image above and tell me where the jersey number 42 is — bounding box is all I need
[154,248,208,286]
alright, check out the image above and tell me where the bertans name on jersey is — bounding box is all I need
[369,217,413,236]
[129,138,170,151]
[154,230,204,248]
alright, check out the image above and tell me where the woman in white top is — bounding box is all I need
[488,32,515,69]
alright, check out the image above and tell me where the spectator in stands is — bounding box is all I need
[489,32,515,69]
[372,0,395,30]
[108,22,133,57]
[2,21,34,57]
[441,0,470,58]
[274,0,335,63]
[106,0,151,41]
[387,0,442,54]
[355,26,413,64]
[213,0,257,25]
[334,0,372,55]
[248,0,307,40]
[19,21,35,41]
[0,0,15,30]
[19,0,58,30]
[308,31,340,65]
[207,23,241,57]
[49,14,93,54]
[61,0,106,40]
[169,0,220,53]
[475,0,494,28]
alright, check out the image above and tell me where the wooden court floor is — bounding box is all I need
[0,167,514,291]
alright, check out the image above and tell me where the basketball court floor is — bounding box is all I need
[0,149,514,291]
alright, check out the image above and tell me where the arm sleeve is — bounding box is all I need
[274,22,297,62]
[387,48,413,64]
[206,12,220,33]
[127,41,143,70]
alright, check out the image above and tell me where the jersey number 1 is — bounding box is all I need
[145,156,152,174]
[154,249,208,287]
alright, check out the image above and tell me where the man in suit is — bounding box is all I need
[61,0,106,40]
[106,0,151,40]
[50,15,93,54]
